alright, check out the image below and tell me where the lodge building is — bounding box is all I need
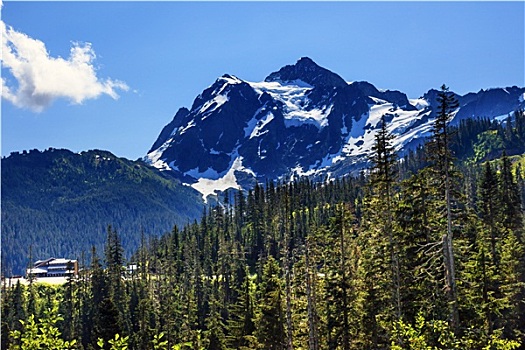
[26,258,78,278]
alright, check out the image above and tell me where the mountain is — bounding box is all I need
[1,148,204,275]
[146,57,525,200]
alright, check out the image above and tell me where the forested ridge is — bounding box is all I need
[2,88,525,349]
[1,149,204,275]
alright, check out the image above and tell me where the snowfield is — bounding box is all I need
[249,80,332,129]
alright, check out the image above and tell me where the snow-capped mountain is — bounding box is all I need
[145,57,525,200]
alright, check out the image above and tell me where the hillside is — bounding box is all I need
[1,148,204,275]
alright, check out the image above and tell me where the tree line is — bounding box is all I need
[2,86,525,349]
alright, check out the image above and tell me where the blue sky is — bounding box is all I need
[2,1,524,160]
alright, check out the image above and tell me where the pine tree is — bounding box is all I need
[479,162,500,254]
[91,246,122,349]
[178,227,204,348]
[205,276,227,350]
[324,203,358,350]
[59,263,78,343]
[304,215,320,350]
[256,255,286,350]
[499,154,522,232]
[497,154,525,343]
[104,225,130,337]
[499,224,525,343]
[369,115,402,320]
[1,281,26,349]
[395,169,447,324]
[427,84,460,333]
[227,265,257,350]
[279,187,295,350]
[476,161,503,335]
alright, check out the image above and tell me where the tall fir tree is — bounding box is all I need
[90,246,122,349]
[368,114,401,320]
[323,203,358,350]
[428,84,460,333]
[256,255,286,350]
[104,225,130,337]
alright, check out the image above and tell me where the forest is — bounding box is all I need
[1,149,204,276]
[2,87,525,350]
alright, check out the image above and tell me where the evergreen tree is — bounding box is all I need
[305,237,320,350]
[368,115,402,320]
[105,225,130,338]
[58,263,78,343]
[323,203,358,350]
[256,255,286,350]
[499,154,522,232]
[427,84,460,333]
[475,161,503,335]
[205,277,227,350]
[1,281,26,349]
[227,266,257,350]
[499,224,525,343]
[479,162,500,254]
[395,169,448,325]
[91,246,122,349]
[497,154,525,343]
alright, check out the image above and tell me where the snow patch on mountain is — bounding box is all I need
[218,74,243,86]
[290,164,318,180]
[245,112,275,139]
[199,92,229,116]
[339,98,430,159]
[390,107,428,134]
[394,120,433,151]
[185,166,221,180]
[179,120,196,135]
[191,156,254,202]
[249,80,331,128]
[145,140,173,171]
[340,110,370,157]
[410,98,429,110]
[368,97,394,126]
[291,149,347,180]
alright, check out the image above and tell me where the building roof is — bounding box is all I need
[34,258,77,268]
[28,267,47,274]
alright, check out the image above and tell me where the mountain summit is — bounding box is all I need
[265,57,347,88]
[145,58,525,201]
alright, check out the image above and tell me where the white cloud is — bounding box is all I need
[1,21,129,112]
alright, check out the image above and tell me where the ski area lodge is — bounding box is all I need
[26,258,78,278]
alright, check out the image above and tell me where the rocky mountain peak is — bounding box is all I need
[264,57,347,88]
[145,58,525,201]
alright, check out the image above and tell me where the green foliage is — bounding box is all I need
[10,306,77,350]
[152,333,168,350]
[459,110,525,163]
[98,333,130,350]
[391,313,520,350]
[473,130,506,162]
